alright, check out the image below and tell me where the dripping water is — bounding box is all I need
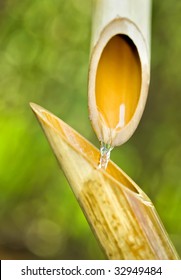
[98,142,113,170]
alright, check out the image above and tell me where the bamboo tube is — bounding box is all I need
[88,0,151,147]
[30,103,179,260]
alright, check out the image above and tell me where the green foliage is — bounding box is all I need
[0,0,180,259]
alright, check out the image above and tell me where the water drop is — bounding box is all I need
[98,142,113,170]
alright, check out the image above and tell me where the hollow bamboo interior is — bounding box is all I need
[95,34,141,133]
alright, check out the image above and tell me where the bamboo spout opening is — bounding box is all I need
[96,34,141,132]
[89,19,150,147]
[30,103,140,194]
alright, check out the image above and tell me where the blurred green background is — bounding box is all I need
[0,0,180,259]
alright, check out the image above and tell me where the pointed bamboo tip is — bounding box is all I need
[30,102,44,116]
[29,102,52,126]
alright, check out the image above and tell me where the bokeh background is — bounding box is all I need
[0,0,180,259]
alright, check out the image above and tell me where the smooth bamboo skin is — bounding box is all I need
[30,103,179,260]
[89,0,151,146]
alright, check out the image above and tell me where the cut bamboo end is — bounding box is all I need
[88,0,151,146]
[30,103,179,260]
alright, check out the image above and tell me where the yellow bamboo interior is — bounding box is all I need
[96,35,141,130]
[42,110,137,192]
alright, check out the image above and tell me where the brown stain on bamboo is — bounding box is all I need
[79,174,155,260]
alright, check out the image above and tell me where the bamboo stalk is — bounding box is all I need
[88,0,151,146]
[30,103,179,260]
